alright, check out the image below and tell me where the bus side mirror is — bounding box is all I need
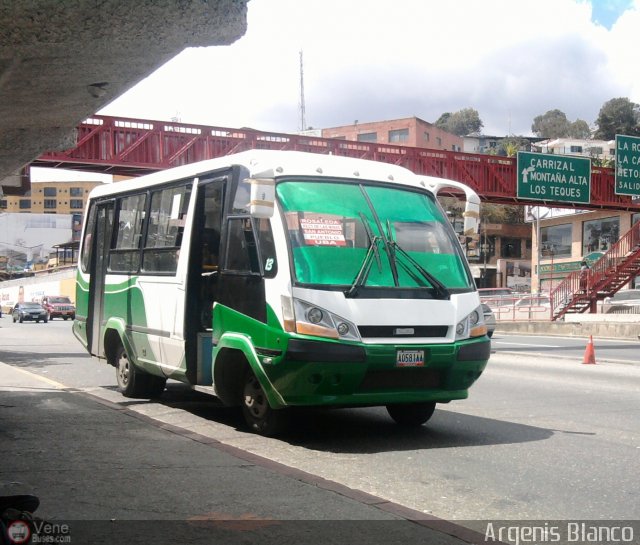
[419,176,481,236]
[248,178,275,219]
[462,199,480,236]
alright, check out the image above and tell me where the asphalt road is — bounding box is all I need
[492,332,640,364]
[1,317,639,525]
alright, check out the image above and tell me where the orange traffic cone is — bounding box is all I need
[582,335,596,364]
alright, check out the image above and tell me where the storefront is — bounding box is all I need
[533,210,640,293]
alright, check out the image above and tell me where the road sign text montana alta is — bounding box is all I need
[528,158,585,183]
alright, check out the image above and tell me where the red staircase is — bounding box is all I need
[551,221,640,320]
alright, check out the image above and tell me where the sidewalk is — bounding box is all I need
[0,362,481,545]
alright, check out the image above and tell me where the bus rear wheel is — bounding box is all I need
[386,402,436,427]
[241,370,288,436]
[115,343,166,399]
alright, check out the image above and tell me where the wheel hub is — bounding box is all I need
[117,355,130,386]
[243,376,267,418]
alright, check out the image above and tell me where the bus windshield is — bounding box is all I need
[276,180,473,292]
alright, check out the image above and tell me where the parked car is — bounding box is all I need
[12,302,49,323]
[41,295,76,320]
[481,303,496,338]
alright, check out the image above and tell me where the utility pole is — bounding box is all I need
[299,50,306,132]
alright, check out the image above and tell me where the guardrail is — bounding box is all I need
[485,296,640,322]
[482,295,552,321]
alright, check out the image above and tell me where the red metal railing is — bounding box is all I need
[31,115,640,212]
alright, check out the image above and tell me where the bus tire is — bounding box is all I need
[115,343,166,399]
[386,402,436,427]
[241,369,288,436]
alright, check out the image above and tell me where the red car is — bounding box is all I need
[41,295,76,320]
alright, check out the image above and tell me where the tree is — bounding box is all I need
[531,109,571,138]
[568,119,591,139]
[493,136,530,157]
[594,97,640,140]
[440,198,523,225]
[435,108,483,136]
[481,203,524,224]
[435,112,451,128]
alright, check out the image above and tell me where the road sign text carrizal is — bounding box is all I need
[517,151,591,204]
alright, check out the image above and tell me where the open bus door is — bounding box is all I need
[86,201,114,358]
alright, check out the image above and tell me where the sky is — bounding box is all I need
[94,0,640,138]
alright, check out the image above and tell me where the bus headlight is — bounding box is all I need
[336,322,350,336]
[455,305,487,340]
[282,297,361,342]
[469,308,481,326]
[307,307,324,324]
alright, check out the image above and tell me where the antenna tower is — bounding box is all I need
[299,50,306,132]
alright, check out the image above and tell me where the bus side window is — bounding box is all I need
[256,218,277,278]
[142,184,192,274]
[222,217,277,277]
[224,217,260,274]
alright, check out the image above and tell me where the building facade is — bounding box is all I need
[531,138,615,162]
[533,209,640,293]
[0,178,110,276]
[321,116,464,151]
[0,179,102,215]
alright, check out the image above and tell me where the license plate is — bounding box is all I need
[396,349,425,367]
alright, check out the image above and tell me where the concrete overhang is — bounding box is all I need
[0,0,248,194]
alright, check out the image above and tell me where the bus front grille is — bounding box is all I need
[357,325,449,338]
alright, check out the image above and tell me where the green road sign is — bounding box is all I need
[615,134,640,196]
[517,151,591,204]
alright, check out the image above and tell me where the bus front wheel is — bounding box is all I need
[241,370,288,436]
[386,402,436,427]
[115,343,166,399]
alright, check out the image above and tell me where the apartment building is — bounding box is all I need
[0,178,110,275]
[532,138,615,161]
[0,179,102,215]
[321,116,464,151]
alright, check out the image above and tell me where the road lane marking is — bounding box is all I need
[0,361,67,389]
[493,341,563,347]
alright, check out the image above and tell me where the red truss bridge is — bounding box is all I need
[29,115,640,212]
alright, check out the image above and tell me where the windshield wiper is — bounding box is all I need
[385,221,450,299]
[345,214,382,298]
[359,188,400,286]
[345,236,382,298]
[359,212,381,271]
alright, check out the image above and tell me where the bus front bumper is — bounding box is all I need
[261,337,490,407]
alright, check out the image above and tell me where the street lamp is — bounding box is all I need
[481,242,490,287]
[541,242,555,292]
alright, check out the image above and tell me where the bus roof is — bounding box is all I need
[87,150,442,199]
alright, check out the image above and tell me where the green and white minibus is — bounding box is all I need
[74,150,490,435]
